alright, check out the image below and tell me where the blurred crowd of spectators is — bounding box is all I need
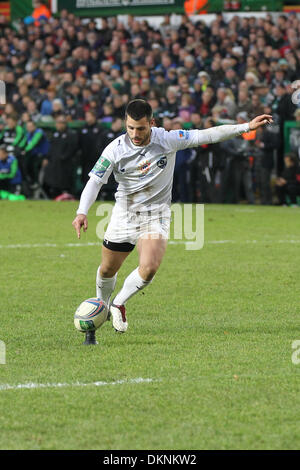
[0,9,300,205]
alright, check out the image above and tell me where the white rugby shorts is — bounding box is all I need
[104,204,171,245]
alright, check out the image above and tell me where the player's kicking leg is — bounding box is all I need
[84,245,131,345]
[110,234,167,333]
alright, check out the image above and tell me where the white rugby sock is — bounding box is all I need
[114,267,151,305]
[96,266,117,305]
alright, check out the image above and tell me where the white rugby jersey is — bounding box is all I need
[79,124,250,215]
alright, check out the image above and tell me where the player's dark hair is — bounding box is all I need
[125,99,153,122]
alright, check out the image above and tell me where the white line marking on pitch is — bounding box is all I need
[0,377,155,391]
[0,240,300,250]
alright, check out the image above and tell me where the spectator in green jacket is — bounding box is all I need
[17,120,50,185]
[0,116,25,151]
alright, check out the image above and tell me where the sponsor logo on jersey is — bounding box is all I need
[178,130,189,140]
[157,156,167,169]
[91,156,111,178]
[138,159,151,176]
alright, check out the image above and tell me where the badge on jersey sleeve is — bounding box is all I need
[178,130,190,140]
[91,156,111,179]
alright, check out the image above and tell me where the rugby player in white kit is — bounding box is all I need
[72,99,273,344]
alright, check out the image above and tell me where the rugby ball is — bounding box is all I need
[74,298,108,332]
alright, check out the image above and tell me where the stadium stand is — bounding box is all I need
[0,8,299,204]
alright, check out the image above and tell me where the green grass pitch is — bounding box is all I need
[0,201,299,450]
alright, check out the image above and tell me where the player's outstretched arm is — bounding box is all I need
[169,114,274,150]
[249,114,273,130]
[72,214,88,239]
